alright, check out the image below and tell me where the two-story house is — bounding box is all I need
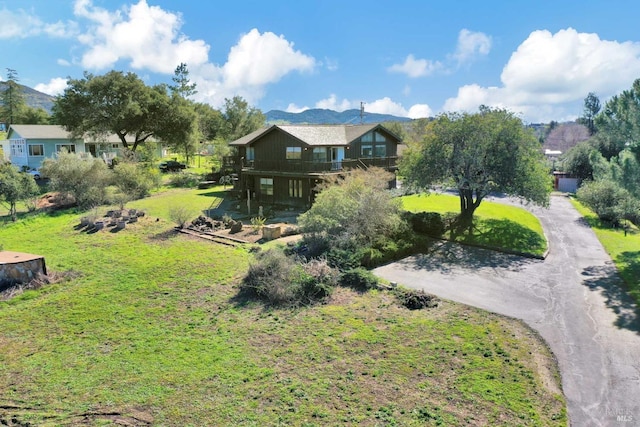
[228,123,401,207]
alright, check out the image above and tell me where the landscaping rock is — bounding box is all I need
[230,220,243,234]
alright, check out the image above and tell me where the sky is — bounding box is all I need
[2,0,640,123]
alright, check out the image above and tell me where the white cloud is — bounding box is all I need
[57,59,72,66]
[324,57,339,71]
[315,94,354,111]
[408,104,433,119]
[0,8,77,39]
[35,77,68,96]
[286,103,309,113]
[70,1,316,108]
[221,29,315,89]
[388,54,442,78]
[74,0,209,73]
[444,28,640,122]
[452,29,491,64]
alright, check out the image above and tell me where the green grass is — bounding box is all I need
[401,193,547,257]
[570,198,640,305]
[0,188,565,425]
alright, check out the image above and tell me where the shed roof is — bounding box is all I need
[229,123,399,147]
[0,251,44,264]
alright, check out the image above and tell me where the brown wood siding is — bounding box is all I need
[251,129,311,163]
[251,175,313,207]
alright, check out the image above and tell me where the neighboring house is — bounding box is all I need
[2,125,128,170]
[228,123,401,207]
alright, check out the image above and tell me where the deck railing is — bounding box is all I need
[223,156,398,173]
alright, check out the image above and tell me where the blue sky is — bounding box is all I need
[3,0,640,123]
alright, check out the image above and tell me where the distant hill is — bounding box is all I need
[265,108,413,125]
[0,81,56,113]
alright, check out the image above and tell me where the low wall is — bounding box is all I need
[0,251,47,289]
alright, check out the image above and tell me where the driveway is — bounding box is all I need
[374,195,640,426]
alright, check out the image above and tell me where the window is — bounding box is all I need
[374,145,386,157]
[56,144,76,153]
[286,146,302,160]
[361,145,373,157]
[260,178,273,196]
[28,144,44,156]
[312,147,327,162]
[246,146,255,160]
[289,179,303,198]
[361,132,373,142]
[375,131,387,142]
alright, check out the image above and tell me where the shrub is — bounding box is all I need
[111,162,159,200]
[577,179,638,225]
[168,172,201,188]
[340,268,379,291]
[403,211,445,237]
[168,205,195,228]
[40,151,110,209]
[393,287,439,310]
[241,249,337,306]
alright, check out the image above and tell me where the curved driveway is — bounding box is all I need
[374,195,640,426]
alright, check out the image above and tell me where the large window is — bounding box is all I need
[289,179,303,198]
[28,144,44,156]
[246,146,255,160]
[374,131,387,142]
[260,178,273,196]
[312,147,327,162]
[286,146,302,160]
[361,145,373,157]
[361,132,373,142]
[56,144,76,153]
[374,145,386,157]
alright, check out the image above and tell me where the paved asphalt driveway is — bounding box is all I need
[374,195,640,426]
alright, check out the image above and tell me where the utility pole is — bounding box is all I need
[360,102,365,124]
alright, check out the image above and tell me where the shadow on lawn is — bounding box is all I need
[468,218,546,255]
[581,255,640,334]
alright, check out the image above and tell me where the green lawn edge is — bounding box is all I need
[401,194,548,258]
[570,197,640,305]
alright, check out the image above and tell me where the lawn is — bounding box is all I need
[401,193,547,257]
[0,188,565,425]
[570,198,640,305]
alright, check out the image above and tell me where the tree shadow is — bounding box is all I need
[407,239,540,275]
[581,256,640,333]
[469,218,546,256]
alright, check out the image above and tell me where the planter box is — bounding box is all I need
[262,225,282,240]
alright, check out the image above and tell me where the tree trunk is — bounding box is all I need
[457,189,482,236]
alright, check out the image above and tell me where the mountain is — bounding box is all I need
[0,81,56,113]
[265,108,413,125]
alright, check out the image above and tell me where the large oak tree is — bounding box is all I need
[401,107,551,229]
[53,71,172,152]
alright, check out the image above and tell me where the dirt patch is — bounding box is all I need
[35,192,75,210]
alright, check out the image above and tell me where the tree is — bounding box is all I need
[52,71,172,152]
[40,151,111,209]
[1,68,26,126]
[0,162,39,221]
[563,141,597,181]
[15,106,51,124]
[580,92,601,135]
[595,79,640,161]
[401,107,551,230]
[221,96,265,141]
[169,63,197,98]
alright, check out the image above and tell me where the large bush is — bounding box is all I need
[241,249,337,306]
[403,211,445,237]
[577,179,639,225]
[40,151,111,209]
[111,162,160,201]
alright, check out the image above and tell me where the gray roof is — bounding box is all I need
[8,124,73,140]
[8,124,130,144]
[229,123,399,147]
